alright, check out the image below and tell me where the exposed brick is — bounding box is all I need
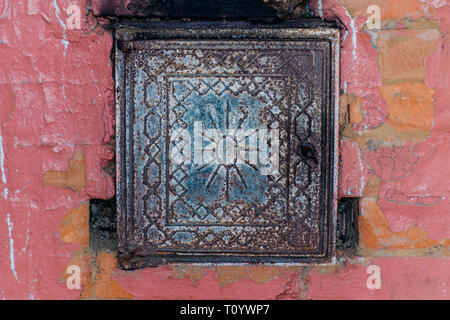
[44,152,87,192]
[362,174,380,197]
[59,203,89,246]
[359,198,443,249]
[338,0,434,20]
[90,251,134,300]
[377,29,440,84]
[380,82,434,133]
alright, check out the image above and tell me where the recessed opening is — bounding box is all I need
[337,197,359,254]
[89,197,118,253]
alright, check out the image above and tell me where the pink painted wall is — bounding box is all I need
[0,0,449,299]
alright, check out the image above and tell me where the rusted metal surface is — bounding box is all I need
[116,24,339,269]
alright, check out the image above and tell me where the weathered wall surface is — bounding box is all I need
[0,0,449,299]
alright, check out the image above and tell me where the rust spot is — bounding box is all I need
[44,152,87,192]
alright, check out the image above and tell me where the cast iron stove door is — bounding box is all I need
[116,25,339,269]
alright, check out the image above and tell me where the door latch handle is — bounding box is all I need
[296,142,318,165]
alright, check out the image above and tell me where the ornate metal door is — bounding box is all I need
[116,24,339,268]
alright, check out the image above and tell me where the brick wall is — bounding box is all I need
[0,0,448,299]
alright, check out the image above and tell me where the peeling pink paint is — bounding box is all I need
[308,258,450,299]
[363,143,418,182]
[339,141,368,197]
[0,0,113,299]
[0,0,449,300]
[374,3,450,240]
[112,267,301,300]
[355,88,388,131]
[378,135,450,238]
